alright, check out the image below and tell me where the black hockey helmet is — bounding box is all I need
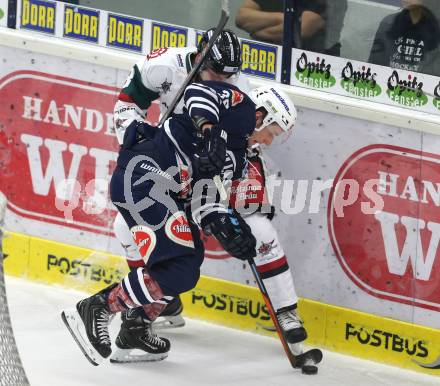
[197,28,242,76]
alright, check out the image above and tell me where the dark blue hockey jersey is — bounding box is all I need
[116,80,256,226]
[165,80,256,180]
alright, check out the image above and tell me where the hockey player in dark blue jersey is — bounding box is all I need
[61,80,260,366]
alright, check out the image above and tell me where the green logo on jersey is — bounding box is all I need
[0,8,5,20]
[295,52,336,89]
[386,70,428,107]
[341,62,381,98]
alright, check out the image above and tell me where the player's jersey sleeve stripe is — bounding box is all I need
[188,103,219,122]
[185,83,219,103]
[184,83,220,123]
[186,96,219,114]
[184,84,220,124]
[192,203,229,227]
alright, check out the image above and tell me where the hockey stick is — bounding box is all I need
[158,0,230,127]
[247,258,322,370]
[158,1,230,200]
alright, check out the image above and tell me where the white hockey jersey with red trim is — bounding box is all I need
[113,46,250,144]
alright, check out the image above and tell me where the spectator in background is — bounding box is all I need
[369,0,440,76]
[235,0,347,56]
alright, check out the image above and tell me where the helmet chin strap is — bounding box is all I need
[254,115,270,132]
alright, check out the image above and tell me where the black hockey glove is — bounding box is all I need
[122,120,156,149]
[193,126,227,178]
[203,209,256,261]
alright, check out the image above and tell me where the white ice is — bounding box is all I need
[5,277,440,386]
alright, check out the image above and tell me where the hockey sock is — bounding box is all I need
[107,267,164,313]
[142,303,167,321]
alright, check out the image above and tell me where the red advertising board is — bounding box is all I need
[329,144,440,311]
[0,70,231,259]
[0,70,159,234]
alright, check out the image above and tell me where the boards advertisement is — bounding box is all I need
[0,38,439,375]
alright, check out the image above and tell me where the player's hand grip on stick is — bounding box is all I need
[194,126,227,178]
[203,209,256,260]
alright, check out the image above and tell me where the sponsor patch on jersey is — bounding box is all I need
[151,22,187,50]
[165,212,194,248]
[258,240,276,256]
[231,90,244,106]
[107,13,143,52]
[63,5,99,43]
[131,225,157,262]
[21,0,56,34]
[179,165,191,199]
[230,158,266,208]
[160,79,172,93]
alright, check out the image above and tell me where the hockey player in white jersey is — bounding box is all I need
[111,29,307,362]
[234,86,307,345]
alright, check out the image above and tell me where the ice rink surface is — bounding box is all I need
[5,277,439,386]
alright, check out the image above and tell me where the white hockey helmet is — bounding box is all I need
[250,86,297,133]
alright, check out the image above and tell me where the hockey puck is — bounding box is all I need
[301,365,318,375]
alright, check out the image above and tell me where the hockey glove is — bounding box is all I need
[203,209,256,260]
[193,126,227,178]
[122,121,156,149]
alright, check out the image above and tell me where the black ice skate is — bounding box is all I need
[276,306,307,344]
[61,285,115,366]
[153,296,185,329]
[110,309,170,363]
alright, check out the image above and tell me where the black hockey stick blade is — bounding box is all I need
[292,348,323,368]
[158,0,230,126]
[248,259,323,369]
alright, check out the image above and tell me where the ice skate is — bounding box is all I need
[276,307,307,344]
[153,296,185,330]
[111,309,170,363]
[61,285,115,366]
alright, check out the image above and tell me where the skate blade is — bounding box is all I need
[153,315,185,330]
[61,309,105,366]
[110,348,168,363]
